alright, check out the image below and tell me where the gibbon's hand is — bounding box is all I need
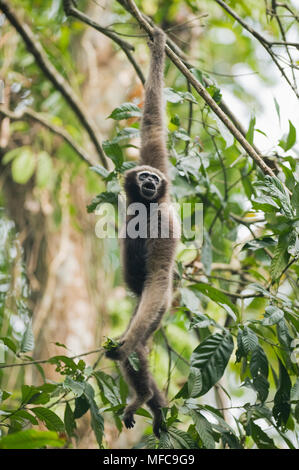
[105,340,125,360]
[147,27,165,51]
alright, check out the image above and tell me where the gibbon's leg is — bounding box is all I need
[147,378,167,437]
[121,344,153,430]
[121,344,166,437]
[140,28,168,174]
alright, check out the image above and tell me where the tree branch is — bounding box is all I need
[0,347,104,369]
[0,106,95,166]
[63,0,145,84]
[118,0,276,178]
[214,0,299,99]
[0,0,108,167]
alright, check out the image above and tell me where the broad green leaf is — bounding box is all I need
[191,283,238,320]
[180,287,200,312]
[241,326,259,353]
[190,333,234,397]
[11,149,36,184]
[64,402,76,438]
[74,395,90,419]
[190,410,215,449]
[20,320,34,353]
[102,140,123,168]
[108,102,142,120]
[32,407,64,432]
[273,358,292,427]
[187,367,202,398]
[94,370,122,407]
[0,336,17,354]
[250,346,269,378]
[36,151,53,187]
[0,430,65,449]
[87,191,118,213]
[168,427,198,449]
[246,420,276,449]
[262,305,284,326]
[291,183,299,216]
[164,87,197,104]
[2,146,29,164]
[63,376,85,397]
[271,233,290,281]
[281,120,296,151]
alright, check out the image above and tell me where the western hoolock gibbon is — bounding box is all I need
[105,28,180,437]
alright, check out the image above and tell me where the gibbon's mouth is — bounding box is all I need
[141,182,157,198]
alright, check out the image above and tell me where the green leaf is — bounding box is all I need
[291,183,299,216]
[36,151,53,188]
[252,196,280,212]
[83,383,104,448]
[250,346,269,378]
[246,116,256,145]
[187,367,202,398]
[12,409,38,425]
[32,407,64,432]
[90,165,111,179]
[241,326,259,353]
[74,395,90,419]
[11,149,36,184]
[279,120,296,151]
[167,427,198,449]
[164,87,197,104]
[20,320,35,353]
[108,102,142,120]
[252,374,270,402]
[273,97,281,125]
[271,233,290,281]
[94,370,121,407]
[190,333,234,397]
[87,191,118,213]
[246,420,276,449]
[0,336,17,354]
[191,283,238,321]
[63,376,85,397]
[0,430,65,449]
[102,140,123,168]
[262,305,284,326]
[273,358,292,427]
[64,402,77,438]
[190,410,215,448]
[21,385,40,405]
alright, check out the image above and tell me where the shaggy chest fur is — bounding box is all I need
[123,235,147,296]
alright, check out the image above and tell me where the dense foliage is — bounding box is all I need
[0,0,298,449]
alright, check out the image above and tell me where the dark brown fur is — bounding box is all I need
[105,28,180,437]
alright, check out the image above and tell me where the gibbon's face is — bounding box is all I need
[124,166,167,203]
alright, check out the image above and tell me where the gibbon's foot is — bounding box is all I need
[123,411,136,430]
[152,409,166,438]
[105,341,125,360]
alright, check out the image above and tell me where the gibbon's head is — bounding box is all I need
[124,165,167,203]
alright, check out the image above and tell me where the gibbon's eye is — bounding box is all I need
[138,172,149,181]
[151,174,160,183]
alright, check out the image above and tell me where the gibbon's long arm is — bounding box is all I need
[140,29,168,175]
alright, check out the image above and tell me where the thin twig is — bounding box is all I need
[0,347,104,369]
